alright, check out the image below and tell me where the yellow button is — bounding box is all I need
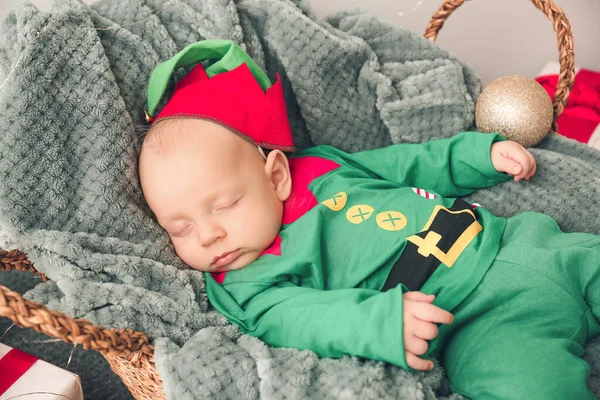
[321,192,347,211]
[346,205,374,224]
[376,211,408,231]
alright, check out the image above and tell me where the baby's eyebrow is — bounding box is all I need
[215,187,244,202]
[210,185,245,202]
[156,215,186,227]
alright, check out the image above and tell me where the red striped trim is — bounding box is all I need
[0,348,38,395]
[412,188,436,199]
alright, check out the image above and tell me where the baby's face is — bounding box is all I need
[139,119,291,272]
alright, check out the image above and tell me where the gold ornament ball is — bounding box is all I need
[475,75,554,148]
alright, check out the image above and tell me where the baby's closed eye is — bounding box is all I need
[167,223,192,237]
[215,197,242,213]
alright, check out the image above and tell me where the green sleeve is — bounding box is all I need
[215,280,411,370]
[322,131,510,197]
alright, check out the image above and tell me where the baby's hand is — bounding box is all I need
[403,291,453,371]
[491,140,537,182]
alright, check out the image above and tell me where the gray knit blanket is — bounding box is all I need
[1,0,600,399]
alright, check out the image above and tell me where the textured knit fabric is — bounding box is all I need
[0,0,599,399]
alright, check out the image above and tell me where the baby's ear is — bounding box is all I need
[265,150,292,201]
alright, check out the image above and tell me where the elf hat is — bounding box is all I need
[145,39,295,152]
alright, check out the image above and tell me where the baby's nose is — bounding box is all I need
[198,222,226,246]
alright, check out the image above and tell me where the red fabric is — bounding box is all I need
[282,157,340,225]
[154,63,295,151]
[211,271,226,284]
[261,235,282,257]
[0,348,38,395]
[210,156,339,284]
[536,69,600,143]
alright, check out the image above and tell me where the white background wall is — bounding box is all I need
[1,0,599,85]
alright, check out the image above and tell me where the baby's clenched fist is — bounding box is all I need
[491,140,537,182]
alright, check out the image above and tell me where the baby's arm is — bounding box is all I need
[215,280,452,371]
[311,131,514,197]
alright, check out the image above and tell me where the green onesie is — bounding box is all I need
[206,131,600,399]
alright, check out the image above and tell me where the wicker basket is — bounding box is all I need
[0,0,574,399]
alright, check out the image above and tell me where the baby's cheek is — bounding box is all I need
[256,210,281,244]
[173,241,205,271]
[256,216,283,253]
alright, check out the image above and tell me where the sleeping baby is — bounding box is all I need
[139,39,600,399]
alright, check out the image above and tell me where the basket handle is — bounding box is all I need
[0,249,154,367]
[424,0,575,129]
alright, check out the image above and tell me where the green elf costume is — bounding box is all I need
[146,40,600,399]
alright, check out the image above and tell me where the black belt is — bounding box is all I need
[381,199,481,292]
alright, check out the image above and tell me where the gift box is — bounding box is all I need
[536,62,600,149]
[0,343,83,400]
